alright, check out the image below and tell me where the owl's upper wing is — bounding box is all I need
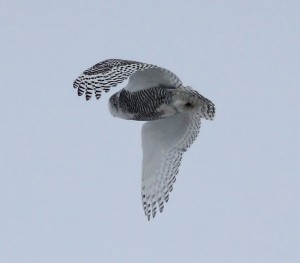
[73,59,182,100]
[141,112,201,220]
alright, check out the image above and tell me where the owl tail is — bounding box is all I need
[172,86,215,120]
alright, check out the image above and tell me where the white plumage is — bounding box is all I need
[73,59,215,220]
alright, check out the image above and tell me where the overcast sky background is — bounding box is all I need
[1,0,299,262]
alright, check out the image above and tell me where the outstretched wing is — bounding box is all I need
[125,68,182,92]
[73,59,182,101]
[141,112,201,220]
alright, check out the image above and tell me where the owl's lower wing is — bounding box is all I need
[73,59,182,101]
[141,112,201,220]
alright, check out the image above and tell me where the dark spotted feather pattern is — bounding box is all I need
[141,112,202,220]
[73,59,157,100]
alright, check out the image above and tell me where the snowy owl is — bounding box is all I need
[73,59,215,220]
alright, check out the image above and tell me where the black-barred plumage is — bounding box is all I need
[83,59,139,75]
[73,59,215,220]
[109,85,175,121]
[73,59,159,100]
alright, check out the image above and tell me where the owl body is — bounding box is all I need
[108,85,174,121]
[73,59,215,220]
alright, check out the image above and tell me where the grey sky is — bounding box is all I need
[1,0,299,262]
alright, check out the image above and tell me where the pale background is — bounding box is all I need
[1,0,299,262]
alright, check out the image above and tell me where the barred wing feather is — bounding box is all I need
[141,112,201,220]
[73,59,182,100]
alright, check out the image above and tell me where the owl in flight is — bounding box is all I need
[73,59,215,220]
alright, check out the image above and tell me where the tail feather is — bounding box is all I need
[199,96,215,120]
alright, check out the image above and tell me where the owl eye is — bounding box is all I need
[185,102,193,108]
